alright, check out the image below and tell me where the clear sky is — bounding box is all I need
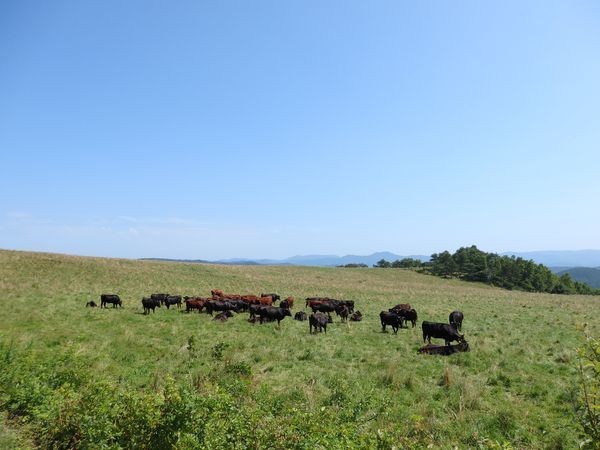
[1,1,599,260]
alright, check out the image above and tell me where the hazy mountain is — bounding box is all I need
[556,267,600,289]
[215,252,430,267]
[502,250,600,268]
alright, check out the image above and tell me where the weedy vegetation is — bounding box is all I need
[0,250,598,448]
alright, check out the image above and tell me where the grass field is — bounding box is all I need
[0,249,599,449]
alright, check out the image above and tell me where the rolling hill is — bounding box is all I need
[557,266,600,288]
[1,249,598,448]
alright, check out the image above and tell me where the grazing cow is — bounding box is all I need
[380,311,404,334]
[142,297,161,314]
[418,341,470,355]
[350,310,363,322]
[163,295,182,309]
[422,321,465,346]
[261,293,281,302]
[100,294,122,308]
[184,298,207,313]
[309,312,329,334]
[336,305,349,322]
[333,300,355,314]
[86,300,97,308]
[257,307,291,324]
[151,293,169,303]
[449,311,464,331]
[294,311,307,321]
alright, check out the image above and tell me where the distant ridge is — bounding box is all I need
[556,267,600,289]
[140,252,430,267]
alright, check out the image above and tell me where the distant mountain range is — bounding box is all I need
[141,252,430,267]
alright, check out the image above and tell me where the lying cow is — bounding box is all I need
[86,300,97,308]
[100,294,122,308]
[142,297,161,314]
[449,310,464,331]
[309,312,328,334]
[294,311,307,321]
[350,310,363,322]
[418,341,470,355]
[213,311,234,322]
[422,321,465,346]
[380,311,404,334]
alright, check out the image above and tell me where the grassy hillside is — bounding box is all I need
[0,250,599,449]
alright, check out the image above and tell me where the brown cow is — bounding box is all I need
[184,297,208,313]
[211,289,223,298]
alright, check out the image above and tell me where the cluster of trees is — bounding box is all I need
[373,258,424,268]
[373,245,599,295]
[337,263,369,268]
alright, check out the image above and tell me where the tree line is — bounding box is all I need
[372,245,599,295]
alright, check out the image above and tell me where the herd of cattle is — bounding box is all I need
[87,291,468,351]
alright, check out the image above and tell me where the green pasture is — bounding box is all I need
[0,250,598,449]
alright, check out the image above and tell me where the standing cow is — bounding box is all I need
[100,294,122,308]
[422,321,465,346]
[449,311,464,331]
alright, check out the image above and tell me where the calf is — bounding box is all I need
[449,311,464,331]
[309,312,329,334]
[422,321,465,346]
[213,311,233,322]
[100,294,122,308]
[380,311,404,334]
[86,300,97,308]
[257,306,291,324]
[142,297,161,314]
[294,311,307,321]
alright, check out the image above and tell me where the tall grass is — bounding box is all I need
[0,249,598,448]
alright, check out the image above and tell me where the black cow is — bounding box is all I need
[142,297,161,314]
[392,308,417,328]
[310,302,336,316]
[249,304,269,321]
[100,294,122,308]
[309,312,329,334]
[380,311,404,334]
[151,293,169,303]
[336,305,349,322]
[205,300,238,316]
[213,311,234,322]
[261,293,281,302]
[422,321,465,346]
[418,341,470,355]
[163,295,182,309]
[449,311,464,331]
[280,298,293,310]
[86,300,97,308]
[257,307,291,324]
[294,311,307,321]
[350,310,362,322]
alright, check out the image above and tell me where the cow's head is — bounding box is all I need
[458,334,465,343]
[283,308,291,317]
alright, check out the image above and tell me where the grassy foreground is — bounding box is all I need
[0,249,598,449]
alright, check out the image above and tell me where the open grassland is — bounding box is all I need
[0,250,599,449]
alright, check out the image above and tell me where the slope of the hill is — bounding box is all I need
[0,249,598,449]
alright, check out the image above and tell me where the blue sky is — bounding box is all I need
[1,1,599,259]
